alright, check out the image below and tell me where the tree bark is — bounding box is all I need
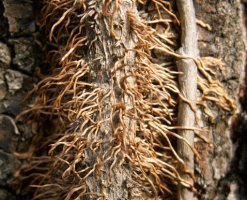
[194,1,246,199]
[0,0,246,200]
[0,0,40,199]
[83,1,139,199]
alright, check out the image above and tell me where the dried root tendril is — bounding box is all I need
[15,0,235,199]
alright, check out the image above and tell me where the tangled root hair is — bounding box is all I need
[16,0,235,199]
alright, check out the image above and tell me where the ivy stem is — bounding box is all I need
[176,0,199,200]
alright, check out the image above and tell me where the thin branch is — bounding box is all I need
[176,0,199,200]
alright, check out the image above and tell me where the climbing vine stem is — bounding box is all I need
[176,0,199,200]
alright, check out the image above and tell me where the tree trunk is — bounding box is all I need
[0,0,246,199]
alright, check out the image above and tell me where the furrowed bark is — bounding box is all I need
[176,0,199,200]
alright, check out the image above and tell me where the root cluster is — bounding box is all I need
[16,0,235,199]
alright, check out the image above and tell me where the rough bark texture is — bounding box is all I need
[0,0,246,200]
[84,1,139,199]
[194,1,246,199]
[0,0,41,199]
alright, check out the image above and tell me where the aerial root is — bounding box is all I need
[16,0,235,199]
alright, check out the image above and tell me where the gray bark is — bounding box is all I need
[84,1,139,199]
[0,0,40,199]
[194,1,246,199]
